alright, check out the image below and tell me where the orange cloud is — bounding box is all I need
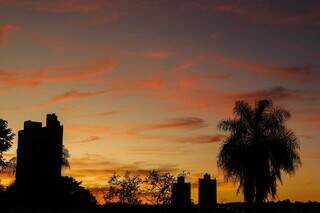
[140,134,225,144]
[303,152,320,160]
[0,58,114,88]
[63,154,178,187]
[34,76,166,109]
[129,79,165,90]
[175,134,225,144]
[72,136,102,143]
[67,124,111,134]
[0,24,17,46]
[141,117,208,131]
[299,115,320,124]
[0,70,44,87]
[118,117,208,136]
[143,50,175,60]
[35,89,107,108]
[128,147,187,155]
[95,111,123,117]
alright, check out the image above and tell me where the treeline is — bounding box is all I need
[0,170,183,208]
[104,170,177,205]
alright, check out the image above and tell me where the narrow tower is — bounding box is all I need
[198,173,217,208]
[172,176,191,207]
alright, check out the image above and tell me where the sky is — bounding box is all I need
[0,0,320,203]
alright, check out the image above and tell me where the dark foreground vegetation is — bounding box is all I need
[0,202,320,213]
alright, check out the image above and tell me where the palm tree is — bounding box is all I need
[217,99,301,203]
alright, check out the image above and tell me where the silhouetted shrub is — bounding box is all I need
[55,176,97,208]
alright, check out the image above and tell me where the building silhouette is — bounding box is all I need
[172,176,191,207]
[198,173,217,208]
[16,114,63,192]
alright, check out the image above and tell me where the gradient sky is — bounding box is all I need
[0,0,320,203]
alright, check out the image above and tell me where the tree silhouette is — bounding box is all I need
[217,99,301,203]
[62,145,70,169]
[0,118,14,170]
[104,172,142,205]
[144,170,175,205]
[56,176,97,208]
[0,185,4,203]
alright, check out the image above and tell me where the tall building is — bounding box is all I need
[16,114,63,192]
[172,176,191,207]
[198,173,217,208]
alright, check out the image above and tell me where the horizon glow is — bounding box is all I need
[0,0,319,203]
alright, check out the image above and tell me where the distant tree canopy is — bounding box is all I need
[144,170,175,205]
[104,170,176,205]
[104,172,143,205]
[0,118,14,168]
[217,99,301,203]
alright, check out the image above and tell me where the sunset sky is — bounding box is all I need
[0,0,320,203]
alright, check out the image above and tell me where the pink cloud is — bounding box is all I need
[0,24,18,46]
[177,73,231,90]
[0,0,149,26]
[223,86,308,102]
[210,53,318,82]
[0,0,103,13]
[101,78,165,94]
[29,32,106,53]
[195,1,320,26]
[33,76,166,109]
[45,58,115,81]
[151,77,317,115]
